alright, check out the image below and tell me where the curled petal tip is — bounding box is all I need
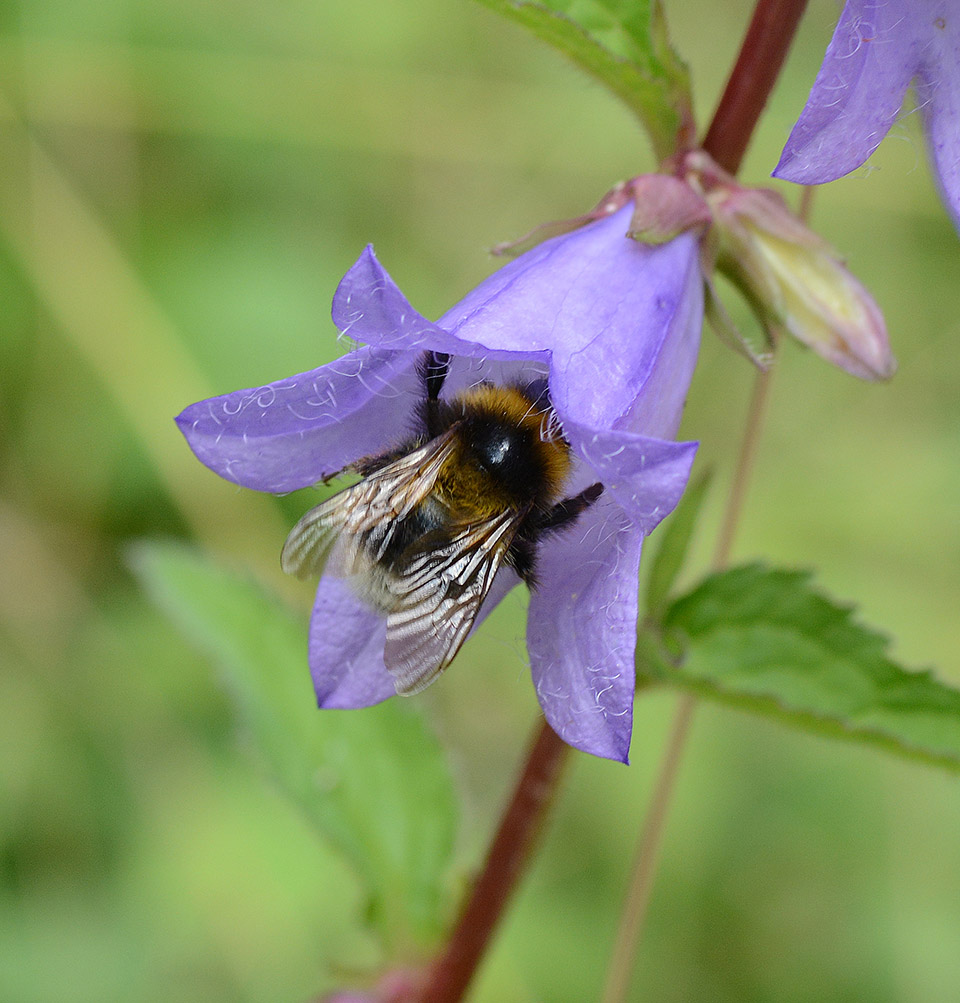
[776,0,960,234]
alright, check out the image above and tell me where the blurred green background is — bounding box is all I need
[1,1,959,1001]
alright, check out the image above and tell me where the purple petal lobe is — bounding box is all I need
[527,498,641,763]
[175,347,422,493]
[548,233,703,436]
[332,246,522,359]
[439,205,636,352]
[309,560,522,709]
[916,11,960,230]
[566,422,699,536]
[438,208,703,434]
[774,0,916,184]
[309,576,396,708]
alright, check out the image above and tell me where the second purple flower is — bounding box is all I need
[775,0,960,233]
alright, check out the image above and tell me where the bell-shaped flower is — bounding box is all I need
[176,204,703,763]
[774,0,960,232]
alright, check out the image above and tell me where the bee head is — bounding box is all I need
[451,383,572,509]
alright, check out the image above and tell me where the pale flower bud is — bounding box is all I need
[706,183,895,381]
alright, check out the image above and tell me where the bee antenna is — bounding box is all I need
[420,351,450,401]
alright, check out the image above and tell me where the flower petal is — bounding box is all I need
[773,0,916,184]
[916,11,960,230]
[527,498,641,763]
[332,245,524,360]
[549,233,703,437]
[175,347,422,492]
[309,576,396,708]
[332,220,704,437]
[566,421,699,536]
[439,207,703,432]
[310,563,523,709]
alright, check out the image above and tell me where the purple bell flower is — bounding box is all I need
[774,0,960,231]
[176,204,702,762]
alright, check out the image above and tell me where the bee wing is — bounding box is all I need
[280,432,458,579]
[384,507,523,695]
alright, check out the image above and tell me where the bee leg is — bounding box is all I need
[420,350,451,438]
[353,442,416,476]
[538,482,604,533]
[507,535,539,588]
[422,350,450,398]
[509,483,604,588]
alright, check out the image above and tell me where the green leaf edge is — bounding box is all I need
[128,539,461,954]
[473,0,692,161]
[637,564,960,775]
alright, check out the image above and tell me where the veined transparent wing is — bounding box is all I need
[384,507,523,695]
[280,432,458,579]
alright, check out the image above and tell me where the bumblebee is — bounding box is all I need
[281,351,603,695]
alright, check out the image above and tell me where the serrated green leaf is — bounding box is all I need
[644,467,711,615]
[130,541,459,955]
[639,564,960,773]
[474,0,692,161]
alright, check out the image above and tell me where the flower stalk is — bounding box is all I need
[601,1,813,1000]
[411,0,818,996]
[420,721,570,1003]
[702,0,811,174]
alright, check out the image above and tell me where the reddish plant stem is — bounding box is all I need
[419,721,569,1003]
[702,0,810,173]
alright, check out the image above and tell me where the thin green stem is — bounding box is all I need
[600,692,697,1003]
[711,363,776,571]
[600,0,810,997]
[602,350,777,1003]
